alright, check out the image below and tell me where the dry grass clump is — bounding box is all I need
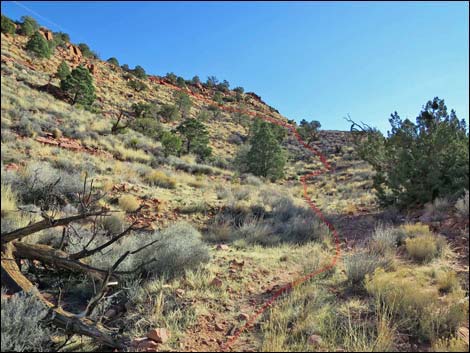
[423,197,451,221]
[144,170,176,189]
[344,250,394,288]
[400,222,432,238]
[455,190,469,219]
[1,183,17,217]
[432,336,469,352]
[118,194,140,212]
[99,213,125,234]
[405,234,446,263]
[365,268,468,341]
[435,269,460,294]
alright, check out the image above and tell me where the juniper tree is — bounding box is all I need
[297,119,322,144]
[176,118,212,159]
[350,97,469,208]
[25,31,51,59]
[173,91,192,118]
[1,15,16,35]
[56,60,70,80]
[19,16,38,36]
[60,65,96,106]
[161,131,182,157]
[244,119,287,180]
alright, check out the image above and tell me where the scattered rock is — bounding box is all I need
[238,313,249,321]
[175,288,185,298]
[214,322,224,332]
[210,277,223,288]
[131,337,159,351]
[216,244,229,251]
[307,334,322,347]
[147,328,170,344]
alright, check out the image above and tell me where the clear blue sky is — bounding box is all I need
[2,1,469,131]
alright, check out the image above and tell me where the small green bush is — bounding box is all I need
[344,251,394,287]
[56,60,70,80]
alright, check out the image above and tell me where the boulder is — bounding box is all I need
[147,328,170,344]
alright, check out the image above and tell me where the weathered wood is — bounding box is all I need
[1,243,127,349]
[12,241,110,281]
[1,211,106,244]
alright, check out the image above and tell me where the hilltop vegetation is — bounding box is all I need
[1,14,468,353]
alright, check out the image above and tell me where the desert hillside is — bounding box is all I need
[1,13,469,353]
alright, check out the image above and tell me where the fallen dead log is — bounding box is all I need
[1,242,127,349]
[1,210,106,245]
[12,241,111,281]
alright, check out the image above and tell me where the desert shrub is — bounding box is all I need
[455,190,469,219]
[435,269,460,294]
[352,97,469,208]
[432,336,469,352]
[144,170,176,189]
[344,251,394,288]
[370,224,401,255]
[26,31,51,58]
[1,15,16,35]
[118,194,140,212]
[405,234,446,263]
[366,268,468,341]
[60,65,96,106]
[172,160,216,175]
[1,289,54,352]
[99,213,125,234]
[127,79,147,92]
[400,222,432,238]
[19,16,38,36]
[159,104,179,122]
[90,222,210,278]
[241,174,262,186]
[6,162,83,208]
[180,201,209,215]
[131,117,161,139]
[423,197,451,222]
[1,183,17,217]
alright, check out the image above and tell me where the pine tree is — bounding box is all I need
[60,66,96,106]
[25,31,51,59]
[245,120,286,180]
[56,61,70,80]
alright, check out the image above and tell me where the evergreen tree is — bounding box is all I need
[132,65,147,79]
[60,66,96,106]
[352,97,469,208]
[161,131,182,157]
[25,31,51,58]
[297,119,321,144]
[1,15,16,35]
[176,118,212,159]
[107,57,119,66]
[244,119,286,180]
[56,61,70,80]
[173,91,192,118]
[19,16,38,36]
